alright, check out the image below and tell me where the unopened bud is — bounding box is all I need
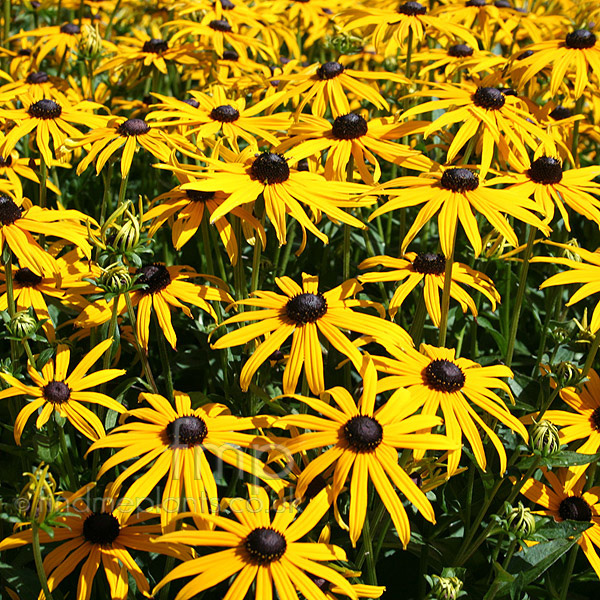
[554,361,584,388]
[530,418,560,456]
[98,263,132,294]
[507,502,536,538]
[79,24,103,58]
[430,575,463,600]
[9,310,37,339]
[561,239,582,263]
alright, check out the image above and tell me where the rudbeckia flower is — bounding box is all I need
[0,338,125,443]
[531,243,600,333]
[0,69,70,102]
[274,57,408,117]
[358,252,500,326]
[369,166,550,258]
[69,115,175,178]
[76,263,233,350]
[147,86,291,150]
[0,195,93,275]
[492,157,600,231]
[518,467,600,578]
[88,391,282,530]
[167,146,373,249]
[212,273,412,394]
[372,344,528,475]
[143,168,266,263]
[0,94,106,166]
[526,367,600,481]
[510,28,600,99]
[277,358,458,546]
[342,1,477,55]
[0,483,192,599]
[398,81,556,177]
[276,113,432,184]
[153,486,359,600]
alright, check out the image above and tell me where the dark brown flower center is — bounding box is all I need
[0,195,22,225]
[186,189,215,202]
[440,168,479,192]
[250,152,290,184]
[245,527,287,564]
[448,44,473,58]
[28,99,62,119]
[142,38,169,53]
[397,1,427,15]
[332,113,368,140]
[285,293,327,324]
[0,155,13,167]
[166,415,208,447]
[499,87,517,96]
[565,29,597,50]
[527,156,563,185]
[423,359,466,392]
[60,23,81,34]
[494,0,511,6]
[412,253,446,275]
[222,49,239,61]
[219,0,235,8]
[517,49,533,60]
[209,104,240,123]
[183,97,200,108]
[18,49,32,56]
[472,86,506,110]
[590,407,600,431]
[317,61,344,80]
[43,380,71,404]
[549,105,572,120]
[308,574,331,592]
[117,118,150,136]
[136,263,171,294]
[14,267,42,287]
[466,0,486,5]
[343,415,383,451]
[558,496,592,521]
[26,71,49,84]
[83,512,120,545]
[209,19,232,32]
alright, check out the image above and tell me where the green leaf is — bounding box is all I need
[519,450,600,468]
[530,518,592,541]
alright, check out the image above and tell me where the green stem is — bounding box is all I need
[23,340,37,370]
[571,96,586,168]
[39,157,47,245]
[2,0,10,52]
[361,513,377,585]
[278,222,296,277]
[505,226,537,367]
[405,28,414,82]
[200,210,215,277]
[250,230,262,294]
[32,523,54,600]
[4,251,18,362]
[124,293,159,393]
[99,162,113,227]
[409,289,427,344]
[117,172,130,208]
[342,156,355,282]
[155,316,174,402]
[438,231,457,347]
[57,421,77,490]
[559,544,578,600]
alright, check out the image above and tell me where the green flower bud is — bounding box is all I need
[554,361,585,388]
[530,418,560,456]
[9,311,37,339]
[430,575,463,600]
[507,502,536,539]
[383,56,399,71]
[560,239,583,263]
[98,263,132,294]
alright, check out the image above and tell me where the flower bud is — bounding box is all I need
[554,361,585,388]
[79,24,103,58]
[18,463,57,524]
[9,310,37,339]
[430,575,463,600]
[560,239,583,263]
[530,418,560,456]
[98,263,132,294]
[507,502,536,538]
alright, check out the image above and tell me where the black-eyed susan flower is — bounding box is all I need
[342,1,477,55]
[510,28,600,99]
[0,338,125,443]
[369,166,550,258]
[0,69,70,102]
[518,467,600,578]
[276,113,432,184]
[399,81,556,177]
[277,358,458,546]
[0,483,192,599]
[88,391,282,530]
[143,168,265,263]
[492,157,600,231]
[275,57,408,117]
[0,195,93,275]
[76,263,233,350]
[212,273,412,394]
[11,22,89,64]
[153,486,359,600]
[358,252,500,326]
[147,86,291,151]
[69,115,175,178]
[373,344,528,476]
[0,94,106,166]
[167,146,373,249]
[531,243,600,333]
